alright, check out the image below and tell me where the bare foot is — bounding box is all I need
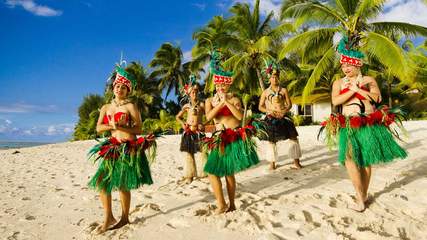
[226,205,236,213]
[214,205,227,215]
[269,162,277,170]
[292,159,303,169]
[349,200,366,212]
[109,218,129,230]
[184,177,193,184]
[96,218,117,234]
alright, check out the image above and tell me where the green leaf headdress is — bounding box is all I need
[209,48,233,85]
[337,34,365,67]
[262,58,280,79]
[111,65,136,92]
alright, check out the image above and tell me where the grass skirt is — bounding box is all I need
[261,115,298,143]
[319,106,407,167]
[180,129,204,154]
[338,124,407,167]
[88,136,156,193]
[202,126,260,177]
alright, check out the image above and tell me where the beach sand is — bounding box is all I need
[1,121,426,240]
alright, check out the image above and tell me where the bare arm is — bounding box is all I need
[175,104,188,128]
[205,97,225,122]
[282,88,292,112]
[354,76,382,102]
[225,97,243,121]
[258,90,269,114]
[115,104,143,135]
[96,105,114,133]
[331,79,356,106]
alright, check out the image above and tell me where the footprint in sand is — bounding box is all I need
[329,197,337,208]
[24,214,35,221]
[302,210,321,227]
[21,197,31,201]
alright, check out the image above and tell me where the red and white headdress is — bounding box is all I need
[209,49,233,85]
[113,66,135,92]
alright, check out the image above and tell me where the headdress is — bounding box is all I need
[337,35,365,67]
[262,59,280,79]
[113,66,136,92]
[209,49,233,85]
[180,74,198,96]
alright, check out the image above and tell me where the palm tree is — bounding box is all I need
[73,94,105,140]
[279,0,427,103]
[149,43,190,101]
[125,62,163,119]
[225,0,294,92]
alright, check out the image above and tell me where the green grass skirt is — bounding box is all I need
[204,138,259,177]
[88,139,153,193]
[338,124,407,167]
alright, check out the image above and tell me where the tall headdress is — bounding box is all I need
[180,74,197,96]
[337,35,365,67]
[262,59,280,80]
[112,65,136,92]
[209,49,233,85]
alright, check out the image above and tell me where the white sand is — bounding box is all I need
[1,121,426,240]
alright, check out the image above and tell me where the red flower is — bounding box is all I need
[109,137,120,145]
[321,121,327,126]
[137,137,145,145]
[350,116,362,128]
[337,115,346,128]
[384,113,395,126]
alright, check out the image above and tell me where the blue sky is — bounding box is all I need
[1,0,426,142]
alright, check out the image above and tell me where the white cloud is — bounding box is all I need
[0,119,13,133]
[375,0,427,27]
[183,50,193,63]
[5,0,62,17]
[192,3,207,11]
[233,0,281,19]
[0,103,58,113]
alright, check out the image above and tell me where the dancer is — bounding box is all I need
[258,60,302,170]
[202,50,260,214]
[320,35,407,212]
[88,65,156,233]
[176,74,207,183]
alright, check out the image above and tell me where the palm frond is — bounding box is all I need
[369,22,427,38]
[301,46,336,104]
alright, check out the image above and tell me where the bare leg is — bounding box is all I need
[344,159,366,212]
[268,142,278,170]
[361,166,372,202]
[208,174,227,214]
[97,189,116,234]
[197,151,208,178]
[110,190,130,230]
[289,138,302,169]
[184,153,196,183]
[225,175,236,212]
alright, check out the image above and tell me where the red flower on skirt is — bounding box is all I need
[350,116,363,128]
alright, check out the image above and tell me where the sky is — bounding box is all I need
[1,0,426,142]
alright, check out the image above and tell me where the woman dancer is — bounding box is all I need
[202,50,260,214]
[88,66,156,232]
[321,35,407,211]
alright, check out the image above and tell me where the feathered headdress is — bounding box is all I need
[112,65,136,92]
[262,59,280,79]
[180,74,197,96]
[337,35,365,67]
[209,49,233,85]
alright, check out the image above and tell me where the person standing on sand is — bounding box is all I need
[202,49,261,214]
[87,65,157,233]
[258,60,302,170]
[176,74,207,184]
[320,34,407,212]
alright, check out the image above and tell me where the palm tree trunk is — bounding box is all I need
[387,81,393,108]
[256,68,265,91]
